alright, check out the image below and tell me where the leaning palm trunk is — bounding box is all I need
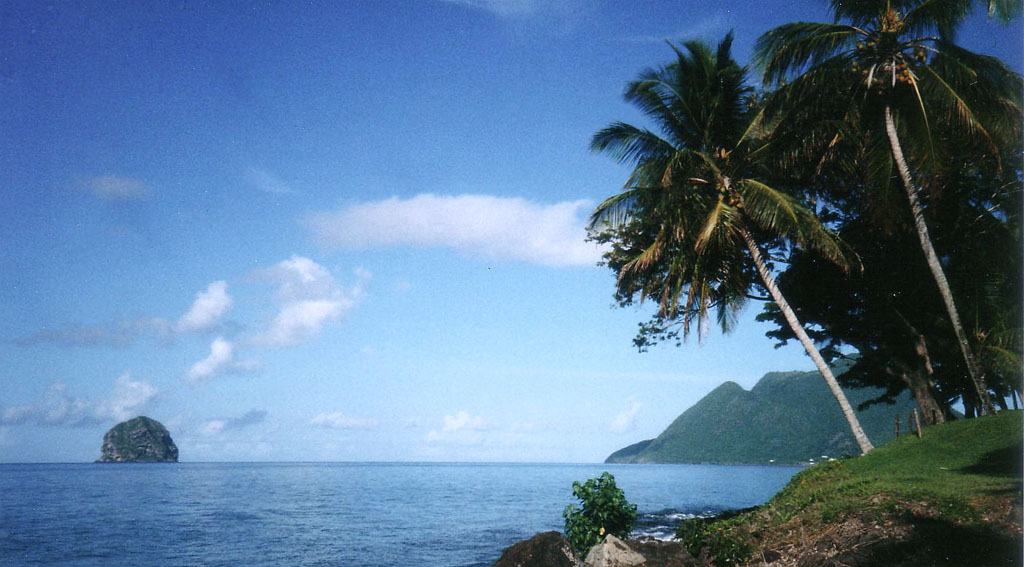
[883,107,996,416]
[738,227,875,454]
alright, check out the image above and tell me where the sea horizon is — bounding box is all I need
[0,459,807,465]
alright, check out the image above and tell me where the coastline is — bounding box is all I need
[504,412,1023,566]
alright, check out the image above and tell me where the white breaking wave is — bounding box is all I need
[631,510,710,541]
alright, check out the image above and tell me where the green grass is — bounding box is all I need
[770,411,1022,521]
[684,411,1023,566]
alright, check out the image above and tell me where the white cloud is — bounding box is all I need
[260,300,345,347]
[305,194,605,267]
[177,281,233,332]
[24,257,367,352]
[437,0,582,20]
[186,337,259,383]
[609,397,642,434]
[442,410,494,433]
[96,374,160,422]
[22,280,232,349]
[21,317,173,347]
[198,419,228,437]
[426,411,495,443]
[1,383,88,426]
[23,282,233,348]
[82,175,150,200]
[259,256,344,302]
[1,373,158,427]
[246,168,296,195]
[252,256,369,347]
[439,0,539,17]
[187,337,234,382]
[311,411,378,430]
[199,409,267,436]
[20,281,232,347]
[511,421,539,433]
[620,15,728,44]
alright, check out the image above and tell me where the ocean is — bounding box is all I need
[0,462,800,566]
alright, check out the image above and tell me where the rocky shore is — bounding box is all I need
[494,532,711,567]
[494,502,1022,567]
[494,413,1022,566]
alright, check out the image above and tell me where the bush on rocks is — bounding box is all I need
[563,472,638,554]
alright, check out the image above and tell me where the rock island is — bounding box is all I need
[96,416,178,463]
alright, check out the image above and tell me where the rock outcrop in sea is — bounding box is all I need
[96,416,179,463]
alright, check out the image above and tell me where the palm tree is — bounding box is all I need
[589,34,875,454]
[755,0,1022,416]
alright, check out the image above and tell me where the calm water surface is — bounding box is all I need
[0,462,799,566]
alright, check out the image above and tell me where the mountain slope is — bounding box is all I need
[607,369,920,464]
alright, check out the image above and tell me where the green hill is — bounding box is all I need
[607,369,921,464]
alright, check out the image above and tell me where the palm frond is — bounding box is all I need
[620,226,668,278]
[829,0,889,27]
[902,0,974,38]
[737,108,768,148]
[590,123,676,165]
[588,188,647,231]
[715,30,737,70]
[737,179,860,272]
[980,343,1023,377]
[761,53,861,119]
[917,64,999,156]
[927,41,1024,143]
[694,197,728,253]
[624,70,692,148]
[736,179,802,238]
[899,71,940,168]
[755,22,861,86]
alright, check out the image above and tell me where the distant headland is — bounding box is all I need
[607,368,919,465]
[96,416,179,463]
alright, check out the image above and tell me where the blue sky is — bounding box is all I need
[2,1,1020,463]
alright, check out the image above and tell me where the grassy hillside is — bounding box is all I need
[608,369,921,464]
[683,411,1023,566]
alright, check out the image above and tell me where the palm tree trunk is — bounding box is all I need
[883,106,996,416]
[739,226,874,454]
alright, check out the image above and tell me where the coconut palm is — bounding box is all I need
[754,0,1023,416]
[589,34,875,454]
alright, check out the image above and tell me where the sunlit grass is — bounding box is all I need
[682,411,1022,565]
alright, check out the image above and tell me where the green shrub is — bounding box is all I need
[676,515,753,567]
[562,472,637,553]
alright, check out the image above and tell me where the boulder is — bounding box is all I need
[584,534,647,567]
[96,416,178,463]
[494,531,581,567]
[624,539,708,567]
